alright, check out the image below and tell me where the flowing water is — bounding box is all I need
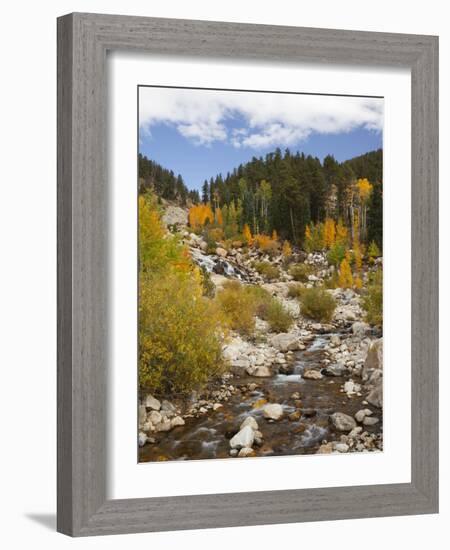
[139,335,382,462]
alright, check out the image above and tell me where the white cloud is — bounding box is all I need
[139,87,383,149]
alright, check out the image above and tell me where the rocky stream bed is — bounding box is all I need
[138,214,383,461]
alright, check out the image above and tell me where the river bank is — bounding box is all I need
[138,210,383,461]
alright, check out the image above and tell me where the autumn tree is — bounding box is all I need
[323,218,336,248]
[242,223,253,244]
[282,240,292,259]
[338,258,353,288]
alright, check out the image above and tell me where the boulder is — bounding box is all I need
[322,363,347,377]
[363,416,380,426]
[303,369,323,380]
[231,358,250,374]
[138,404,147,426]
[355,409,373,423]
[148,410,163,426]
[154,418,171,432]
[171,416,185,428]
[240,416,259,431]
[216,247,228,257]
[238,447,256,457]
[161,400,177,414]
[270,333,300,352]
[230,425,255,449]
[344,379,361,396]
[334,442,349,453]
[330,334,341,346]
[144,395,161,411]
[317,442,333,454]
[138,432,147,447]
[263,403,284,421]
[352,321,370,338]
[362,338,383,380]
[367,383,383,408]
[330,412,357,432]
[246,365,272,377]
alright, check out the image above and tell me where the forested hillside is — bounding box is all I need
[138,154,200,205]
[198,148,382,249]
[138,146,384,461]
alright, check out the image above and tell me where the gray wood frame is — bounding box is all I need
[57,12,439,537]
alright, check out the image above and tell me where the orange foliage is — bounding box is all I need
[188,203,214,229]
[323,218,336,248]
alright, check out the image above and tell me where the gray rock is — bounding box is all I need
[139,404,147,425]
[262,403,284,420]
[362,338,383,381]
[354,409,373,423]
[270,333,300,352]
[138,432,148,447]
[363,416,380,426]
[216,247,228,257]
[246,365,272,377]
[238,447,255,457]
[231,358,250,374]
[145,395,161,411]
[240,416,259,431]
[303,369,323,380]
[154,418,171,432]
[352,321,370,337]
[148,410,162,426]
[367,383,383,408]
[330,334,341,346]
[334,442,349,453]
[161,400,177,414]
[322,363,346,377]
[230,425,255,449]
[330,412,357,432]
[170,416,185,428]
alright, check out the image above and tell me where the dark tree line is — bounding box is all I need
[138,154,200,205]
[139,148,382,249]
[201,148,382,248]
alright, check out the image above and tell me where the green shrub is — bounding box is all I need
[327,243,346,267]
[362,269,383,326]
[216,281,257,336]
[323,271,339,289]
[289,263,313,282]
[261,299,294,332]
[298,287,336,322]
[287,283,304,298]
[254,261,280,280]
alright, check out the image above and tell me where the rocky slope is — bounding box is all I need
[139,211,383,460]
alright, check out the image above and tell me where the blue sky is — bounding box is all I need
[139,87,383,191]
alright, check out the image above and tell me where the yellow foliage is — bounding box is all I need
[282,240,292,258]
[323,218,336,248]
[139,192,225,394]
[188,203,214,229]
[353,244,363,270]
[139,194,190,275]
[139,271,225,393]
[357,178,373,203]
[242,223,253,244]
[336,219,348,245]
[338,258,354,288]
[272,229,278,241]
[354,276,363,290]
[253,233,279,255]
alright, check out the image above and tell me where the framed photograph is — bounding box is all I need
[57,13,438,536]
